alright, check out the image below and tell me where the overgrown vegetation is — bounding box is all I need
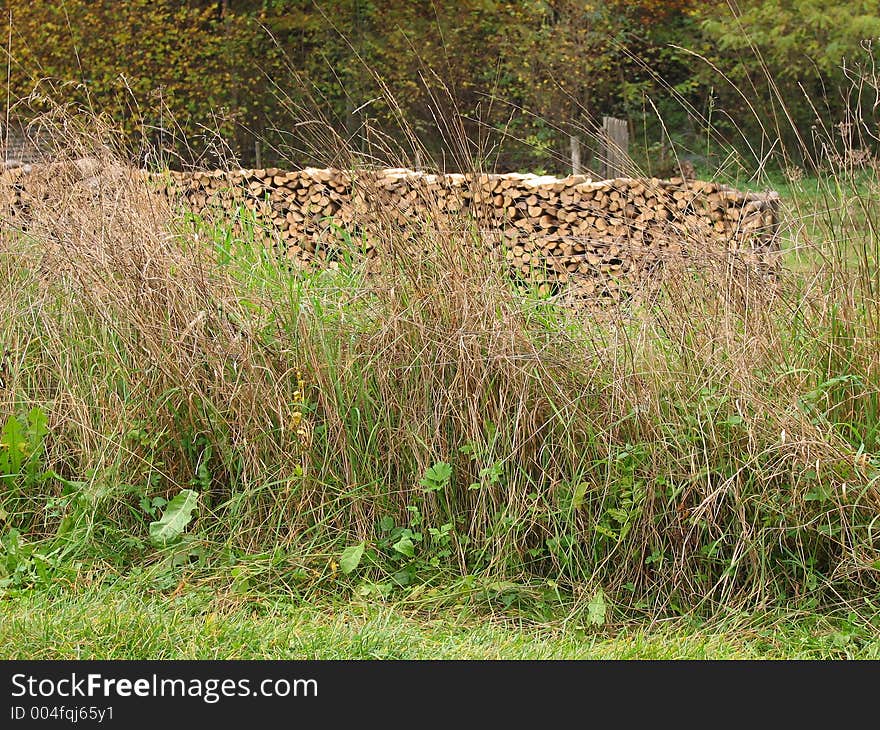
[3,2,880,658]
[2,97,880,640]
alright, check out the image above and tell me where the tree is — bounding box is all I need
[696,0,880,165]
[0,0,708,171]
[2,0,262,164]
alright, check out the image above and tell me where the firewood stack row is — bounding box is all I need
[158,166,781,302]
[0,161,781,304]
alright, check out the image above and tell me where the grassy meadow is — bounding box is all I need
[2,114,880,658]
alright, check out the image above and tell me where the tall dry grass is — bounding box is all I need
[0,98,879,620]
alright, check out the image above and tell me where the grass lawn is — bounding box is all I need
[2,579,878,660]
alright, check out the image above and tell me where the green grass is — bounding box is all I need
[3,579,878,659]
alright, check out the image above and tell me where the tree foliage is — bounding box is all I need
[695,0,880,164]
[0,0,876,170]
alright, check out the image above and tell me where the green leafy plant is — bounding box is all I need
[587,589,607,626]
[149,489,200,548]
[339,542,365,575]
[0,408,49,489]
[139,495,168,518]
[419,461,452,493]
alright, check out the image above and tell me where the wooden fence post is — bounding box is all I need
[600,116,629,179]
[570,134,582,176]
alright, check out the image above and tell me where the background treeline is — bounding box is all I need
[2,0,879,173]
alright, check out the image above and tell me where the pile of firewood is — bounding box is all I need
[0,161,781,304]
[158,166,780,302]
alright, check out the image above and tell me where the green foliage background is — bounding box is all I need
[2,1,879,171]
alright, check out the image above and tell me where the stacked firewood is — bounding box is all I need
[1,162,781,304]
[158,167,780,302]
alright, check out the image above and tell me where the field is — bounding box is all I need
[2,121,880,659]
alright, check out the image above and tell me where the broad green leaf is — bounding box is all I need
[339,542,365,574]
[419,461,452,492]
[149,489,199,547]
[587,589,607,626]
[0,415,27,476]
[26,407,49,443]
[607,507,629,524]
[571,482,589,510]
[392,536,415,557]
[487,581,519,593]
[804,484,832,503]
